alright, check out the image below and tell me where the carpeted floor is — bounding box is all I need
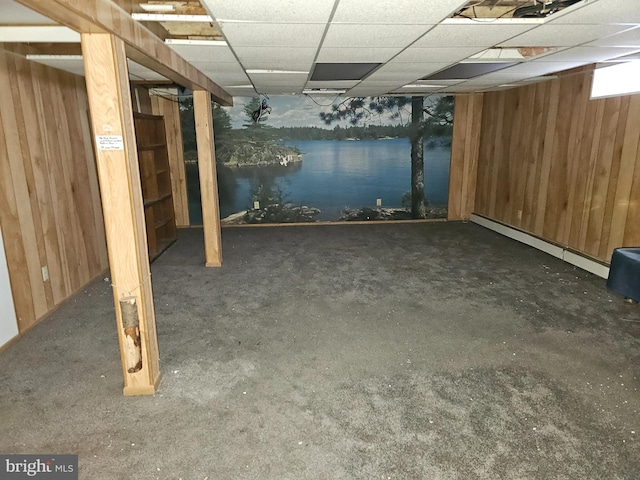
[0,221,638,479]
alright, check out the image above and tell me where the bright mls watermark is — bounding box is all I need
[0,455,77,479]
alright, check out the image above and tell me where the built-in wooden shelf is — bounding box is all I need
[143,192,172,208]
[134,112,177,261]
[138,143,166,151]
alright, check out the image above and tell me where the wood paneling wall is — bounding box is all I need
[0,48,108,332]
[472,67,640,263]
[449,93,484,220]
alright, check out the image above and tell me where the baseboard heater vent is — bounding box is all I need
[470,214,610,279]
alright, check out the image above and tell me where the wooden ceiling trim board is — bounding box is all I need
[15,0,232,106]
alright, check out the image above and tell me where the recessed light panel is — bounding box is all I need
[310,63,380,81]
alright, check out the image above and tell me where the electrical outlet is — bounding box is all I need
[376,198,382,207]
[253,201,260,210]
[42,266,49,282]
[517,210,523,220]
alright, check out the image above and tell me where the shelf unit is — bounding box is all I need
[134,113,177,261]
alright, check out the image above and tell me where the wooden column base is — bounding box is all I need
[124,372,162,396]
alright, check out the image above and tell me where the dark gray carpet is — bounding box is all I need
[1,222,638,479]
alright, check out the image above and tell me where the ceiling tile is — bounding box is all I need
[201,0,336,23]
[256,86,304,95]
[200,72,251,85]
[233,46,317,65]
[225,87,258,96]
[548,0,640,25]
[331,0,468,24]
[587,26,640,47]
[167,43,238,63]
[441,84,486,93]
[0,26,80,43]
[190,61,246,75]
[322,24,431,48]
[25,55,85,76]
[539,46,640,63]
[365,72,426,83]
[316,47,400,63]
[464,71,541,83]
[304,80,360,89]
[248,73,308,86]
[374,62,452,75]
[357,79,406,87]
[412,23,537,48]
[1,1,55,24]
[390,85,451,94]
[240,61,313,72]
[393,47,485,63]
[346,87,392,96]
[220,22,326,47]
[127,61,168,81]
[24,56,168,82]
[497,61,589,76]
[499,24,635,47]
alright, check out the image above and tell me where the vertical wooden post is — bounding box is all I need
[81,33,161,395]
[193,90,222,267]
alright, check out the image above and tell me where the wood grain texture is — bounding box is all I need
[473,67,640,263]
[0,47,108,332]
[448,93,483,220]
[150,94,190,227]
[81,33,160,395]
[193,90,222,267]
[17,0,232,106]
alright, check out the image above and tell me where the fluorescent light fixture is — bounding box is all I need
[140,3,175,12]
[225,85,255,88]
[466,48,525,63]
[302,88,347,95]
[246,69,308,74]
[442,18,543,25]
[131,13,212,22]
[26,54,82,60]
[165,39,227,46]
[400,84,447,89]
[591,61,640,99]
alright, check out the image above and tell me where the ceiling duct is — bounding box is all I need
[513,0,583,18]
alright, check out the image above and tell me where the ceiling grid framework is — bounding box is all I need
[2,0,640,96]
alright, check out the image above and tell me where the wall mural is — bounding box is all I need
[181,95,454,224]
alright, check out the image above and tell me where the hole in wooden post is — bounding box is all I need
[119,296,143,373]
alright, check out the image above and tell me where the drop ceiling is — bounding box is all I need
[1,0,640,97]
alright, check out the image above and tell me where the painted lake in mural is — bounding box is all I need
[189,138,451,223]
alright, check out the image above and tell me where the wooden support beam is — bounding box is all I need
[81,32,161,396]
[193,90,222,267]
[16,0,232,106]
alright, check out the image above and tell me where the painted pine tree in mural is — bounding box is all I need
[319,95,454,219]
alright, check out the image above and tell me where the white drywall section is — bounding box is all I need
[0,225,19,348]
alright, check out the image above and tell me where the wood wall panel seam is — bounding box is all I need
[0,46,108,331]
[473,67,640,264]
[0,52,45,327]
